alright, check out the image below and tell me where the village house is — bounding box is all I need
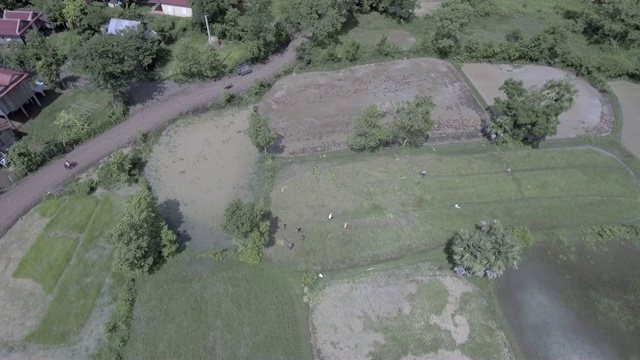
[0,68,41,128]
[148,0,193,17]
[0,10,51,44]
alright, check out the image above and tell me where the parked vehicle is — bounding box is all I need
[224,83,233,89]
[236,64,252,76]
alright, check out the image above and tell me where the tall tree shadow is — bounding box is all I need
[157,198,191,246]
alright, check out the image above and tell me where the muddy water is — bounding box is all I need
[144,108,260,249]
[498,240,640,359]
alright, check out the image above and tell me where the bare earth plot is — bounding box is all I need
[310,263,513,360]
[610,80,640,159]
[462,64,614,139]
[144,107,260,249]
[260,58,487,155]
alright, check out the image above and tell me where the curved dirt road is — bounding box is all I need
[0,37,304,239]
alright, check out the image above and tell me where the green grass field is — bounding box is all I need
[45,195,99,235]
[27,196,118,345]
[124,253,311,360]
[13,235,78,294]
[23,90,113,150]
[269,147,640,270]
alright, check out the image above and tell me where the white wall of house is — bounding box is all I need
[161,4,192,17]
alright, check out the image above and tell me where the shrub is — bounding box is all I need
[66,178,97,195]
[103,278,136,358]
[7,141,50,178]
[247,78,273,99]
[97,149,138,186]
[222,199,263,239]
[509,226,534,248]
[302,271,318,287]
[342,39,361,62]
[220,89,235,105]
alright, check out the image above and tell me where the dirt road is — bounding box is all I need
[0,37,304,239]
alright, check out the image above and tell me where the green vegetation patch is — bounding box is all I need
[27,196,118,345]
[45,195,99,235]
[22,90,112,149]
[37,197,64,218]
[125,255,310,360]
[269,148,640,269]
[13,235,78,294]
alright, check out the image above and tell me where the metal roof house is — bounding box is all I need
[0,68,41,128]
[0,10,51,44]
[148,0,193,17]
[100,18,157,37]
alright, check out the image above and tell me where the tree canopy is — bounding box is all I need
[487,78,578,144]
[222,198,270,264]
[246,113,277,152]
[191,0,238,29]
[449,220,522,279]
[275,0,352,43]
[73,28,159,99]
[347,104,388,151]
[390,95,435,146]
[111,182,178,275]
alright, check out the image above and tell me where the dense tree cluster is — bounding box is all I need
[73,28,159,99]
[486,78,578,145]
[347,96,435,151]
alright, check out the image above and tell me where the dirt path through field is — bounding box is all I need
[144,108,259,249]
[610,80,640,159]
[0,37,304,240]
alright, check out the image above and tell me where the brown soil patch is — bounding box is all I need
[310,264,513,360]
[610,80,640,159]
[462,64,614,139]
[144,107,260,249]
[260,59,487,155]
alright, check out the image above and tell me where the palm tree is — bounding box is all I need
[450,220,522,278]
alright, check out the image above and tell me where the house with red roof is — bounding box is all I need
[0,10,51,44]
[149,0,193,17]
[0,68,41,128]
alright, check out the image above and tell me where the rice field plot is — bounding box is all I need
[268,147,640,270]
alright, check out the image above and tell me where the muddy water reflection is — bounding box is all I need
[497,240,640,359]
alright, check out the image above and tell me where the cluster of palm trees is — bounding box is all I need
[449,219,522,279]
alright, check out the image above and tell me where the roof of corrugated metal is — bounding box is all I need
[0,68,28,98]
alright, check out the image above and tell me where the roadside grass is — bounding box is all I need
[27,196,118,345]
[159,33,247,81]
[268,147,640,270]
[12,235,78,294]
[45,195,99,235]
[23,90,113,150]
[36,197,65,218]
[124,253,311,360]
